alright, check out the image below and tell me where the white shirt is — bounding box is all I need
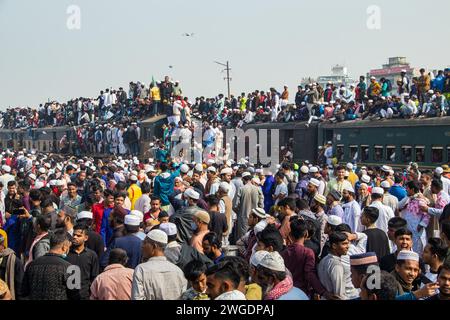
[369,200,395,234]
[342,200,362,233]
[274,183,288,205]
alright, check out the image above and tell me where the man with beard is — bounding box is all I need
[310,194,327,251]
[317,232,350,299]
[256,251,309,300]
[304,178,320,207]
[67,224,99,300]
[56,206,77,236]
[392,250,421,295]
[202,232,225,264]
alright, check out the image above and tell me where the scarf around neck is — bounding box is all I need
[265,275,293,300]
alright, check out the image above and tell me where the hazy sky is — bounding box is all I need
[1,0,449,109]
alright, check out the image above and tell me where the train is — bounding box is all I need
[1,115,450,169]
[244,117,450,168]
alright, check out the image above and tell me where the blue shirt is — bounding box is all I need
[277,287,309,300]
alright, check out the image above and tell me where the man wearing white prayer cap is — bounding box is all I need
[379,181,398,214]
[393,250,420,294]
[368,186,394,234]
[131,229,187,300]
[108,214,144,269]
[255,251,309,300]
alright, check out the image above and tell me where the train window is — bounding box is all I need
[349,145,358,161]
[374,146,384,162]
[361,145,369,162]
[386,146,396,162]
[415,146,425,162]
[432,147,443,163]
[43,142,47,152]
[336,145,344,161]
[401,146,412,162]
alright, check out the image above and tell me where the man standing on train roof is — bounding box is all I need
[324,142,333,168]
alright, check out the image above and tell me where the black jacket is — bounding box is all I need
[21,253,80,300]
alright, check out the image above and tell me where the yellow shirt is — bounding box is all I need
[151,87,161,101]
[245,283,262,300]
[127,184,142,210]
[348,171,359,187]
[0,229,7,248]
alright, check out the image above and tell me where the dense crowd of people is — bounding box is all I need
[0,145,450,301]
[2,68,450,132]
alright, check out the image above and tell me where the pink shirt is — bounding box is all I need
[90,264,134,300]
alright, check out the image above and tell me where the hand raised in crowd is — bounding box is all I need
[413,282,439,299]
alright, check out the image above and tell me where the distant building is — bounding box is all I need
[300,65,356,88]
[368,57,417,91]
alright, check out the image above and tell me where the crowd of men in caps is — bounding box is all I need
[0,143,450,301]
[1,67,450,133]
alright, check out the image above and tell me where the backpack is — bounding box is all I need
[385,79,392,92]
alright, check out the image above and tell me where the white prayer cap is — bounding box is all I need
[125,214,141,226]
[130,210,144,222]
[309,166,319,174]
[38,167,46,174]
[55,180,64,187]
[242,172,252,178]
[380,181,391,189]
[131,170,138,176]
[77,211,93,220]
[129,175,138,181]
[343,185,355,193]
[149,158,154,163]
[309,178,320,187]
[428,90,434,94]
[49,180,57,186]
[146,229,168,244]
[133,159,140,165]
[28,173,37,180]
[300,166,309,174]
[346,163,353,170]
[219,182,230,193]
[44,163,51,169]
[401,69,407,73]
[326,215,342,226]
[259,251,285,272]
[251,208,267,219]
[207,166,216,173]
[159,222,177,236]
[435,167,444,175]
[194,164,204,172]
[220,167,233,175]
[207,159,215,165]
[370,76,376,80]
[174,176,183,182]
[344,171,350,177]
[226,160,232,167]
[250,250,270,268]
[314,194,326,205]
[254,220,268,234]
[180,164,190,174]
[361,175,371,184]
[381,165,391,172]
[2,165,11,173]
[184,188,200,200]
[397,250,419,262]
[372,187,384,195]
[34,181,45,189]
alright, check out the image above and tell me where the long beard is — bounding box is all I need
[261,283,274,297]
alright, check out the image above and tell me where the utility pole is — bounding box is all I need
[214,60,231,99]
